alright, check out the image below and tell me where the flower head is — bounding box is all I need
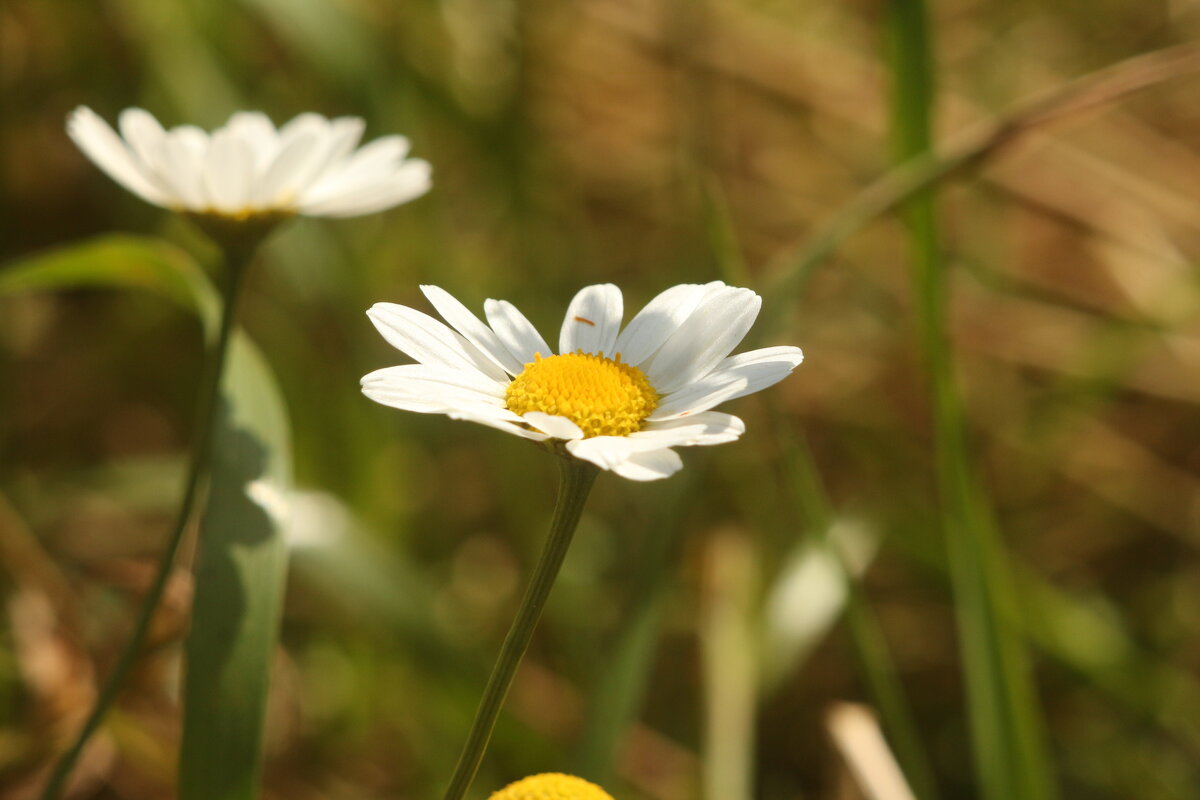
[362,282,803,481]
[488,773,614,800]
[66,107,431,221]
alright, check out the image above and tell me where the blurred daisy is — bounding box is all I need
[67,107,431,220]
[362,282,803,481]
[488,773,614,800]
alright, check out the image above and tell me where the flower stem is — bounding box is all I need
[40,241,259,800]
[441,457,599,800]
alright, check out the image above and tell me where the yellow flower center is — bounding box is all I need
[488,773,615,800]
[505,351,658,438]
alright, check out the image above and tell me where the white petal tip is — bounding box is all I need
[522,412,584,440]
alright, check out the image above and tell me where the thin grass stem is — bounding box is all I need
[759,41,1200,337]
[884,2,1056,798]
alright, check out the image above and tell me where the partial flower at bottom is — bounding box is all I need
[66,107,431,221]
[488,773,615,800]
[361,282,803,481]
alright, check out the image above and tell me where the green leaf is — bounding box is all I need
[179,334,291,800]
[0,234,218,324]
[2,234,292,800]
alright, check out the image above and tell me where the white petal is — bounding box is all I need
[203,128,253,213]
[362,384,478,414]
[363,388,503,415]
[250,114,336,204]
[157,128,209,209]
[642,286,761,393]
[718,345,805,372]
[278,112,330,144]
[484,299,552,366]
[67,107,170,206]
[559,284,623,356]
[361,372,530,425]
[648,350,803,420]
[362,379,546,442]
[632,411,745,446]
[568,436,684,480]
[650,377,749,420]
[280,116,366,201]
[253,113,331,200]
[361,363,507,402]
[610,448,683,481]
[362,384,511,419]
[565,435,669,469]
[307,117,367,182]
[367,304,510,383]
[252,129,322,207]
[449,410,549,441]
[298,160,431,217]
[420,285,523,375]
[224,111,279,168]
[299,135,411,204]
[522,412,584,440]
[169,124,210,152]
[614,282,721,367]
[117,109,171,191]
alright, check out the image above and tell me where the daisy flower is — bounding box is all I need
[488,773,614,800]
[66,106,431,221]
[362,282,803,481]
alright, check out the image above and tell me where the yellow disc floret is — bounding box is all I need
[488,773,615,800]
[505,352,658,438]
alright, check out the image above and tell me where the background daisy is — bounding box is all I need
[67,107,431,220]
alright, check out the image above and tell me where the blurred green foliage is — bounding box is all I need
[3,0,1200,798]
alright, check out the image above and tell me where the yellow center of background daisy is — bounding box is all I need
[505,352,658,438]
[488,773,615,800]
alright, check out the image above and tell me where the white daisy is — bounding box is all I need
[361,282,804,481]
[66,107,431,220]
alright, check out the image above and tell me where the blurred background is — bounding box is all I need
[3,0,1200,798]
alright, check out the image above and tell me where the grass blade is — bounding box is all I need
[0,234,218,320]
[178,333,292,800]
[883,2,1056,798]
[697,167,939,797]
[1,235,292,799]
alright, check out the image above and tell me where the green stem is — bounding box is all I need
[885,2,1055,799]
[441,457,599,800]
[40,242,258,800]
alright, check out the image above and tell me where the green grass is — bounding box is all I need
[885,2,1056,797]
